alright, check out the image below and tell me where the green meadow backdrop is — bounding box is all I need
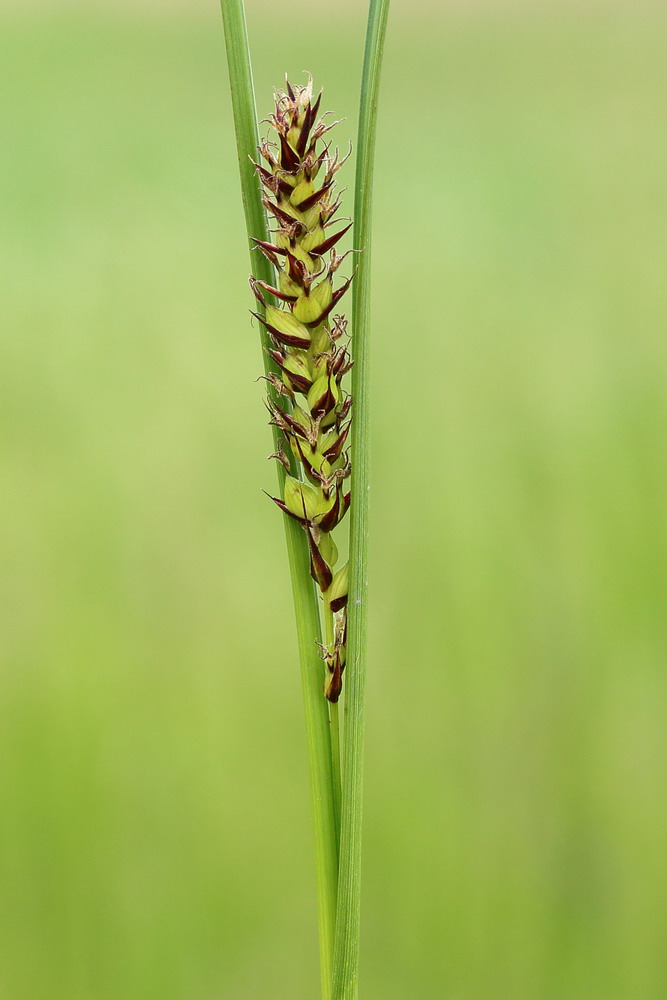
[1,2,666,997]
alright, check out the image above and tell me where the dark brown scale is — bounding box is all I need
[264,199,306,234]
[256,280,298,303]
[251,237,287,260]
[278,132,300,172]
[306,525,333,592]
[286,252,307,286]
[323,423,350,462]
[308,224,352,257]
[296,182,333,213]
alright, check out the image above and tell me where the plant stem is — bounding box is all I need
[323,598,342,850]
[219,3,339,995]
[331,1,390,998]
[330,699,342,848]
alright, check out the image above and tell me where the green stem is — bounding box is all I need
[331,1,390,998]
[219,3,339,995]
[330,699,342,849]
[323,597,342,850]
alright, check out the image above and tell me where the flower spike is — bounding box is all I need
[252,78,354,702]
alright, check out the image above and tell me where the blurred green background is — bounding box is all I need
[1,1,666,997]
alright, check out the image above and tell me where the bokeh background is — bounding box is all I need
[2,1,666,997]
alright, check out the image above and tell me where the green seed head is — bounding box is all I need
[253,77,355,696]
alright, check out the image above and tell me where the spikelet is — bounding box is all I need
[251,77,352,702]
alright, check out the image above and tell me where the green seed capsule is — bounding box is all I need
[265,305,311,348]
[319,428,338,453]
[301,205,324,233]
[289,244,315,270]
[282,352,312,382]
[307,375,339,417]
[301,225,326,253]
[293,291,325,325]
[278,270,300,299]
[288,404,313,441]
[287,125,301,149]
[328,563,348,611]
[311,353,330,381]
[313,278,333,313]
[291,179,315,207]
[291,404,311,427]
[310,327,331,356]
[298,444,327,481]
[318,531,338,569]
[315,491,337,522]
[283,477,321,520]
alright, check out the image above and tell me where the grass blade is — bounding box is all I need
[218,3,339,994]
[331,0,390,997]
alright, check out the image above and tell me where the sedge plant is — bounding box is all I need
[219,2,389,997]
